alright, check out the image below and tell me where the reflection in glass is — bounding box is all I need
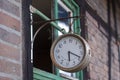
[58,4,70,35]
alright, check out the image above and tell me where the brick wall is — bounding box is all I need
[0,0,120,80]
[85,0,120,80]
[0,0,22,80]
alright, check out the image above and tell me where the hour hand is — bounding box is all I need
[68,51,80,58]
[68,51,71,61]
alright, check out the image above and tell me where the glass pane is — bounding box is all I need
[58,3,69,25]
[58,3,69,35]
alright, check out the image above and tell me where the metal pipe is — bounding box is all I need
[30,5,66,34]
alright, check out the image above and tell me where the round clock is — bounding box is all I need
[50,33,91,72]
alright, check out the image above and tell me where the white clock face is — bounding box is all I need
[54,36,85,68]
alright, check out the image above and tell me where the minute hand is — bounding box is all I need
[69,51,80,58]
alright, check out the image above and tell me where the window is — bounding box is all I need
[31,0,53,73]
[31,0,83,80]
[57,1,72,35]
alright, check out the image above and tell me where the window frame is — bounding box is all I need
[53,0,83,80]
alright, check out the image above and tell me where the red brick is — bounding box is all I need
[0,0,20,17]
[90,56,96,65]
[89,63,94,71]
[0,42,20,61]
[0,12,20,31]
[0,77,12,80]
[89,71,97,80]
[114,59,119,66]
[86,0,120,79]
[15,0,21,3]
[0,59,21,76]
[103,64,108,72]
[103,77,108,80]
[86,20,99,36]
[99,25,109,37]
[0,28,20,45]
[86,12,98,27]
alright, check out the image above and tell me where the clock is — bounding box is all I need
[50,33,91,72]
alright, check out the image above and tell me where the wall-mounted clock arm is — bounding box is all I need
[30,5,66,34]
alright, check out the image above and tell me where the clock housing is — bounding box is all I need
[50,33,91,72]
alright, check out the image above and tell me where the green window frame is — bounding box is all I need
[54,0,83,80]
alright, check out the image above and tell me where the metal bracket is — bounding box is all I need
[30,5,66,34]
[30,5,81,44]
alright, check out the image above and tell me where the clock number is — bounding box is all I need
[60,59,64,64]
[66,62,69,66]
[56,49,60,53]
[73,61,75,65]
[75,41,78,45]
[63,40,66,44]
[80,50,83,55]
[78,57,81,61]
[69,39,72,43]
[59,43,63,48]
[57,55,60,59]
[79,45,82,49]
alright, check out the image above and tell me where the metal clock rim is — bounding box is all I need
[50,33,89,72]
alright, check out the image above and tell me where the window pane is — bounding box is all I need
[58,0,74,35]
[58,4,69,25]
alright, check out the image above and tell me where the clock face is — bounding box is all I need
[52,35,85,69]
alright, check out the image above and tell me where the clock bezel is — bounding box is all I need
[50,33,89,72]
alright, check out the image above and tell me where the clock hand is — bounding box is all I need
[68,51,71,61]
[69,51,80,58]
